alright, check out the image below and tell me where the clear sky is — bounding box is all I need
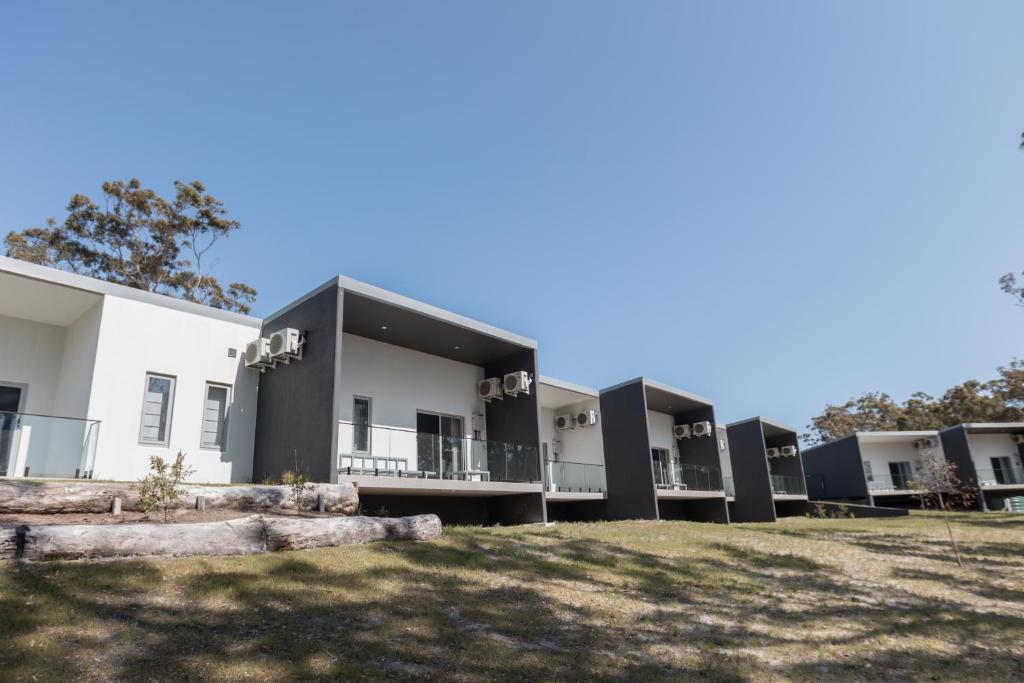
[2,2,1023,433]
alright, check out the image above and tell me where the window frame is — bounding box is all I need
[352,396,372,454]
[199,382,232,451]
[138,372,177,447]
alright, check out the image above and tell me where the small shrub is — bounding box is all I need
[260,474,275,485]
[281,468,315,510]
[136,452,194,523]
[811,502,829,518]
[836,503,854,519]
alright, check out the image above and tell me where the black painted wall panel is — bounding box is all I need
[726,419,776,522]
[939,426,984,511]
[801,436,870,503]
[599,381,659,520]
[658,497,730,523]
[253,286,342,484]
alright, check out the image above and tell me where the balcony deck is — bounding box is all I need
[336,473,542,497]
[656,487,726,500]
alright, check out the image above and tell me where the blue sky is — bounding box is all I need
[2,2,1023,432]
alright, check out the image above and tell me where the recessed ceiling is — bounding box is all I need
[0,272,101,327]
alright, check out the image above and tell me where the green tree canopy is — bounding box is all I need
[4,179,256,314]
[804,360,1024,445]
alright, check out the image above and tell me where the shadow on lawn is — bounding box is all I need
[1,525,1022,682]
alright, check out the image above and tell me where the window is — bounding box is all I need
[139,373,175,446]
[862,461,874,482]
[201,383,230,450]
[992,456,1013,485]
[352,397,371,453]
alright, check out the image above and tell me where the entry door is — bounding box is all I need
[416,413,464,478]
[889,461,912,490]
[992,456,1013,485]
[0,385,24,476]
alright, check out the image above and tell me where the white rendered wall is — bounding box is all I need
[0,314,66,415]
[967,433,1023,479]
[716,426,733,479]
[539,398,605,491]
[647,410,676,452]
[337,333,486,471]
[859,440,944,484]
[87,295,259,483]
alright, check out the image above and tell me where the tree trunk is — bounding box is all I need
[0,481,358,515]
[264,514,442,552]
[19,515,267,562]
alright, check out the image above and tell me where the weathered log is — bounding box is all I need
[179,484,358,514]
[0,526,17,561]
[264,514,442,552]
[19,515,267,561]
[0,481,358,515]
[0,481,141,514]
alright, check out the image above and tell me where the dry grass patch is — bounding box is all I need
[1,512,1022,681]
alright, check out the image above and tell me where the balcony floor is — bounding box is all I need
[545,491,606,502]
[656,488,726,500]
[337,474,542,497]
[772,493,809,501]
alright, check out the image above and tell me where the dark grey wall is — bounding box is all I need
[939,426,984,511]
[726,420,776,523]
[765,430,804,481]
[658,497,730,523]
[357,493,544,526]
[484,348,543,483]
[253,286,342,484]
[674,405,721,471]
[801,436,870,503]
[545,500,608,522]
[599,381,659,520]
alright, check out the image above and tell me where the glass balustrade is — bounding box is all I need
[0,411,101,479]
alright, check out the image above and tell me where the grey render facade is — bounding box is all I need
[598,378,729,523]
[801,431,942,508]
[725,417,807,522]
[939,423,1024,511]
[252,276,545,526]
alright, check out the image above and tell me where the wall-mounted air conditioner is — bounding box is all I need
[555,414,573,431]
[1013,434,1024,445]
[915,438,937,449]
[692,421,712,437]
[478,378,503,402]
[268,328,302,359]
[244,338,272,370]
[673,424,691,439]
[503,371,532,397]
[576,410,597,428]
[766,447,781,459]
[780,445,797,457]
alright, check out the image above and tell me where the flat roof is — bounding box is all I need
[0,255,261,327]
[855,430,939,444]
[538,376,599,409]
[265,275,537,358]
[601,377,714,413]
[957,423,1024,435]
[727,416,798,438]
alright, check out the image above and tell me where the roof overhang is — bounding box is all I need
[0,256,261,327]
[958,423,1024,435]
[856,431,940,444]
[538,376,599,409]
[601,377,713,414]
[728,416,797,439]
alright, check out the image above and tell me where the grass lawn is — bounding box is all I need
[1,512,1023,682]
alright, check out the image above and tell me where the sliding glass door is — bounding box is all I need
[416,412,463,478]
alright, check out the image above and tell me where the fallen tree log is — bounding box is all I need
[11,514,441,561]
[19,515,267,561]
[0,481,358,515]
[0,526,17,561]
[265,514,442,551]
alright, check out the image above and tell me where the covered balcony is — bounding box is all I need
[538,376,607,507]
[0,260,104,480]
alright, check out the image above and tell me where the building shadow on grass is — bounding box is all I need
[0,524,1022,681]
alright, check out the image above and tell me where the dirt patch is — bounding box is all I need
[0,508,348,526]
